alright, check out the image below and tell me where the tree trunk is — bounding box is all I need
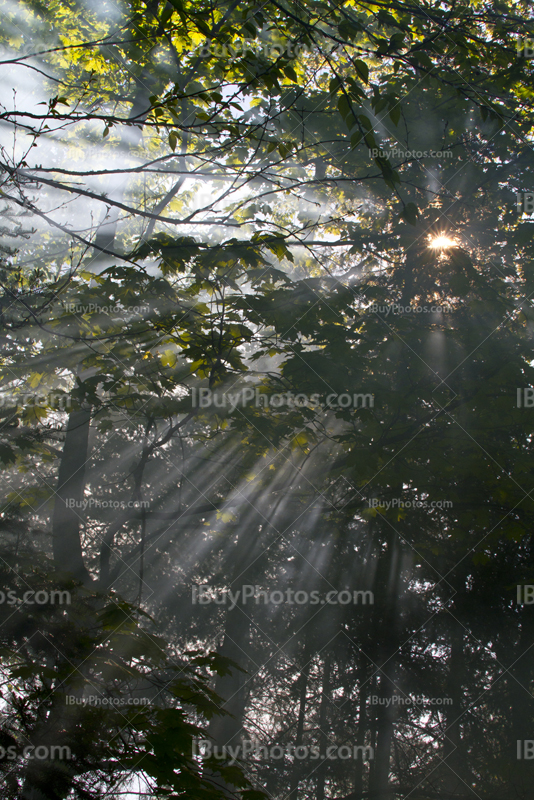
[316,652,332,800]
[50,80,149,582]
[289,645,312,800]
[354,657,370,800]
[368,527,401,800]
[442,618,464,796]
[208,592,252,752]
[51,404,92,584]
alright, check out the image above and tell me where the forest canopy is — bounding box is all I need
[1,0,534,798]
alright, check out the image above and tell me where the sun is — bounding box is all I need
[429,235,456,249]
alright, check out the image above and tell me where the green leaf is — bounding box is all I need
[329,76,342,95]
[354,59,369,84]
[193,17,211,36]
[411,50,434,70]
[161,349,177,367]
[0,444,16,465]
[350,130,362,149]
[337,94,352,121]
[401,202,419,226]
[389,104,401,125]
[338,20,361,40]
[283,65,298,82]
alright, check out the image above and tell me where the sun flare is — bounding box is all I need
[429,235,456,249]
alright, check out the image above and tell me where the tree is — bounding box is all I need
[3,0,534,798]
